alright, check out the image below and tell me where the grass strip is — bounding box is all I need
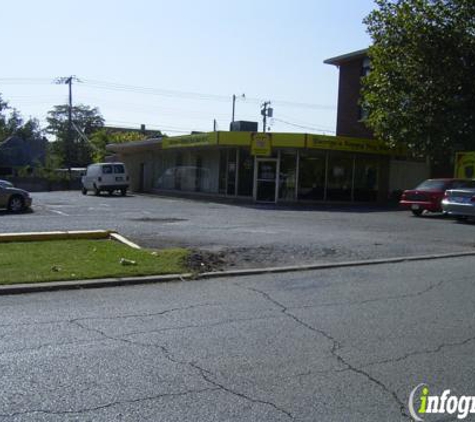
[0,239,189,285]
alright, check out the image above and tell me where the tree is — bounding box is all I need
[89,129,151,162]
[363,0,475,172]
[46,104,104,167]
[0,94,42,142]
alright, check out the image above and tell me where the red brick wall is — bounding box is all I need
[336,58,374,139]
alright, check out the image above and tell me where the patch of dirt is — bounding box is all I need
[186,250,228,273]
[185,245,342,273]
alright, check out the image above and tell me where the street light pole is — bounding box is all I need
[231,93,245,124]
[232,94,236,123]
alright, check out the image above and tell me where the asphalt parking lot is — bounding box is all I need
[2,191,474,269]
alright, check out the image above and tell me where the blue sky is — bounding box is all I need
[0,0,375,136]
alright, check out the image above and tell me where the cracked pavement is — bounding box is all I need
[1,257,474,421]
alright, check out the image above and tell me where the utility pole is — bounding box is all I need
[261,101,273,133]
[55,76,78,178]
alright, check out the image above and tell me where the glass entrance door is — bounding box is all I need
[254,159,278,203]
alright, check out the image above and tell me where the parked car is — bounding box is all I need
[0,183,32,212]
[0,179,13,188]
[441,186,475,221]
[399,178,474,216]
[82,162,129,196]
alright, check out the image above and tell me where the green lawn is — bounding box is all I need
[0,239,189,285]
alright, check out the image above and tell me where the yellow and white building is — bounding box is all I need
[107,131,428,204]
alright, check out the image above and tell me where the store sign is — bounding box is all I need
[271,133,306,148]
[162,133,217,149]
[218,131,251,146]
[307,134,402,155]
[454,151,475,178]
[251,133,272,156]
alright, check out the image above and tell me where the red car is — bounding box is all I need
[400,178,474,216]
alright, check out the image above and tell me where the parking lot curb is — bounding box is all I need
[0,273,194,295]
[0,230,143,249]
[0,230,114,243]
[1,250,474,295]
[197,250,475,278]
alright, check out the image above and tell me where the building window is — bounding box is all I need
[298,151,326,201]
[353,156,379,202]
[361,57,371,77]
[238,149,254,196]
[326,153,353,201]
[358,57,371,122]
[278,151,297,200]
[358,103,369,121]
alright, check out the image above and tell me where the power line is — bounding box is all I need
[1,77,338,132]
[80,79,336,111]
[0,77,336,110]
[0,78,53,84]
[273,117,335,134]
[277,113,335,130]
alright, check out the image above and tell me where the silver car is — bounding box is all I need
[0,179,13,188]
[441,185,475,220]
[0,183,32,212]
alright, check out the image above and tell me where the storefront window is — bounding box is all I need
[298,151,326,201]
[354,157,379,201]
[174,153,183,190]
[326,153,353,201]
[279,151,297,200]
[238,149,254,196]
[194,155,202,192]
[156,151,213,193]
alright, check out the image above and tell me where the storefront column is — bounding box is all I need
[276,150,281,203]
[351,155,356,202]
[235,148,240,197]
[323,152,329,201]
[224,150,229,196]
[295,150,300,201]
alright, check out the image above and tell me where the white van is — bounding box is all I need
[81,162,129,196]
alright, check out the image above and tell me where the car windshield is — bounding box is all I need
[415,180,448,190]
[113,164,125,174]
[450,180,475,189]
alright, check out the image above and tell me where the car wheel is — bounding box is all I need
[120,188,127,196]
[82,187,87,195]
[8,195,25,212]
[455,215,467,222]
[411,209,423,217]
[94,185,100,196]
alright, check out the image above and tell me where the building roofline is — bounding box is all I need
[324,48,369,66]
[106,137,163,152]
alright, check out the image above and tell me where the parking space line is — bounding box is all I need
[50,210,69,216]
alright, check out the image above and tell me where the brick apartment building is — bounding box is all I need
[324,48,373,139]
